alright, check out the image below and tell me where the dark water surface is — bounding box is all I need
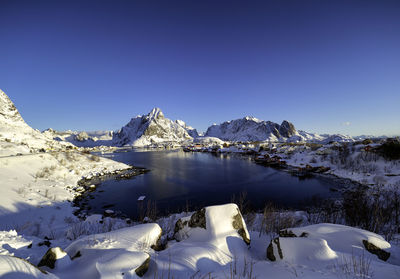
[88,150,343,218]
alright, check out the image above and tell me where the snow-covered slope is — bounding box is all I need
[0,89,70,156]
[176,119,199,138]
[205,116,297,142]
[112,108,193,147]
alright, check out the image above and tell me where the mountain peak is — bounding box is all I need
[0,89,24,123]
[244,116,261,122]
[147,107,164,120]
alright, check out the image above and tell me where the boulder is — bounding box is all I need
[363,240,390,261]
[158,204,251,277]
[174,203,250,246]
[267,223,391,263]
[38,247,71,269]
[64,223,161,278]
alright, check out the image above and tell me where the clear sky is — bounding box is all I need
[1,0,399,136]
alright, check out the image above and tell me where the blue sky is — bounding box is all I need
[1,0,399,136]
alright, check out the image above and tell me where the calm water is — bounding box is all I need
[87,150,343,218]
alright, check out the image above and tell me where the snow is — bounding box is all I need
[0,255,57,279]
[193,136,225,145]
[290,223,391,255]
[52,224,161,278]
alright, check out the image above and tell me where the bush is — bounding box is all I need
[89,155,101,162]
[342,184,400,237]
[377,139,400,160]
[35,166,57,178]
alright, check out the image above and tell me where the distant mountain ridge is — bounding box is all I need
[205,116,298,142]
[1,89,357,148]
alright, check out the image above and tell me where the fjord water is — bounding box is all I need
[89,150,342,218]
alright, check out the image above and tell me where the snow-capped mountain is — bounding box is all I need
[204,116,297,142]
[112,108,193,146]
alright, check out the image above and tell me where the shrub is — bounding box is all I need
[89,155,101,162]
[377,139,400,160]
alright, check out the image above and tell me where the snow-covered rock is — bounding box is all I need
[112,108,193,147]
[38,247,71,270]
[158,204,251,277]
[205,116,297,142]
[61,223,161,278]
[174,203,250,245]
[267,223,391,263]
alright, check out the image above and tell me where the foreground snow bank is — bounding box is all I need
[50,224,161,278]
[268,223,391,263]
[0,254,57,279]
[2,204,400,278]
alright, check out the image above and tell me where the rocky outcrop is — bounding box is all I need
[279,120,296,138]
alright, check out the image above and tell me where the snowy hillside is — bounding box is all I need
[205,116,298,142]
[112,108,193,147]
[175,119,199,138]
[0,89,71,156]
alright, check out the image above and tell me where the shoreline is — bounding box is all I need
[73,148,361,222]
[71,166,150,219]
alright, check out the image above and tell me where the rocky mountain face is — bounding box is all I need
[175,120,199,138]
[112,108,193,146]
[0,89,26,126]
[205,116,297,142]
